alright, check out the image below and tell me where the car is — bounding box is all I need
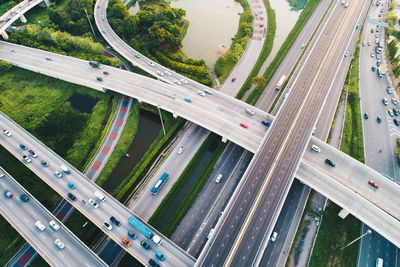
[22,155,31,163]
[207,228,215,239]
[362,40,366,46]
[375,38,379,44]
[96,77,103,81]
[376,54,381,60]
[122,237,131,247]
[246,108,254,115]
[148,259,160,267]
[89,199,99,208]
[19,144,27,150]
[128,231,137,239]
[54,171,63,178]
[54,239,65,249]
[231,77,236,82]
[0,171,4,178]
[45,57,52,61]
[147,61,155,67]
[394,108,399,116]
[300,43,305,49]
[134,53,141,58]
[164,71,171,76]
[3,129,11,137]
[368,40,372,46]
[28,149,37,158]
[215,174,222,183]
[174,80,182,85]
[382,98,388,105]
[67,192,76,201]
[103,71,109,75]
[197,90,205,97]
[10,48,16,53]
[110,216,121,226]
[376,28,380,33]
[140,241,151,250]
[355,24,359,29]
[67,182,76,189]
[97,4,100,8]
[103,222,112,230]
[102,30,106,34]
[377,116,382,123]
[180,78,188,84]
[387,87,392,94]
[388,109,394,117]
[4,190,13,198]
[35,221,46,231]
[240,123,248,128]
[156,251,166,261]
[311,145,321,152]
[371,66,376,72]
[20,194,29,202]
[379,13,382,17]
[368,180,379,189]
[364,113,368,119]
[156,71,164,76]
[325,159,336,167]
[101,16,105,20]
[394,119,400,126]
[184,98,192,103]
[49,220,60,231]
[41,160,49,167]
[392,98,398,105]
[260,24,264,28]
[370,52,375,58]
[270,232,278,242]
[377,61,381,67]
[177,146,184,154]
[375,33,379,38]
[344,51,349,57]
[204,89,213,95]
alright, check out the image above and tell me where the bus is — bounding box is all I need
[151,172,169,195]
[276,75,287,90]
[204,89,213,95]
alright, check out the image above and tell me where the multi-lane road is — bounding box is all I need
[0,167,107,266]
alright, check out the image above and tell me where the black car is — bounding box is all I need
[377,116,382,123]
[325,159,336,167]
[110,216,121,227]
[41,160,49,167]
[128,231,137,239]
[364,113,368,119]
[140,241,151,250]
[394,109,400,116]
[20,194,29,202]
[371,66,376,72]
[148,259,160,267]
[19,144,27,150]
[394,119,400,126]
[68,193,77,201]
[96,77,103,81]
[103,71,109,75]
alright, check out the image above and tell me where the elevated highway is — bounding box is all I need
[0,41,271,153]
[0,111,195,267]
[0,167,107,266]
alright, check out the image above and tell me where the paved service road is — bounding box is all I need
[0,41,269,152]
[0,168,107,266]
[197,0,369,265]
[0,111,195,266]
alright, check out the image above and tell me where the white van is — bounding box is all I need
[94,191,106,202]
[376,258,383,267]
[270,232,278,242]
[60,165,70,175]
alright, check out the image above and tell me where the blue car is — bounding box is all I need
[19,144,27,150]
[184,98,192,103]
[68,182,76,189]
[41,160,49,167]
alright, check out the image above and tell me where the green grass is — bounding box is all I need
[0,2,10,15]
[245,0,322,106]
[235,0,276,100]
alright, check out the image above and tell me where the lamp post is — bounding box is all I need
[340,229,372,251]
[84,9,96,40]
[157,105,166,136]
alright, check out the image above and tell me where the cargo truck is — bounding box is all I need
[128,216,162,245]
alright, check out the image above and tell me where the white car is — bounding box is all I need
[197,90,205,97]
[54,239,65,249]
[3,129,11,137]
[180,78,188,84]
[174,80,182,85]
[147,61,155,67]
[164,71,172,76]
[215,174,223,183]
[54,171,63,178]
[35,221,46,231]
[157,71,164,76]
[49,220,60,231]
[178,146,184,154]
[89,199,99,208]
[245,108,254,115]
[270,232,278,242]
[103,221,113,230]
[311,145,321,153]
[392,98,398,105]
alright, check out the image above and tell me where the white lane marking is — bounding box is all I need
[23,217,29,222]
[30,211,37,216]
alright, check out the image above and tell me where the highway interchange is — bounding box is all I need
[0,0,400,266]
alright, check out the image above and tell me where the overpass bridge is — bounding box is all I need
[0,167,107,266]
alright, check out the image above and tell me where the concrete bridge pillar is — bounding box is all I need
[173,113,178,119]
[42,0,51,7]
[20,14,27,23]
[1,31,9,40]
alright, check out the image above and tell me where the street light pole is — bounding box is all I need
[340,229,372,251]
[157,105,166,136]
[84,9,96,40]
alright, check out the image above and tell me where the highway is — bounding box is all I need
[0,111,195,266]
[197,0,369,265]
[0,167,107,266]
[0,40,270,153]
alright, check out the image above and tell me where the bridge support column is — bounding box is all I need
[173,113,178,119]
[338,208,349,219]
[221,137,227,143]
[42,0,51,7]
[1,31,9,40]
[20,15,27,23]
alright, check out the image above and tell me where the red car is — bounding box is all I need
[232,77,236,82]
[260,24,264,28]
[240,123,248,128]
[368,180,379,189]
[122,237,131,247]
